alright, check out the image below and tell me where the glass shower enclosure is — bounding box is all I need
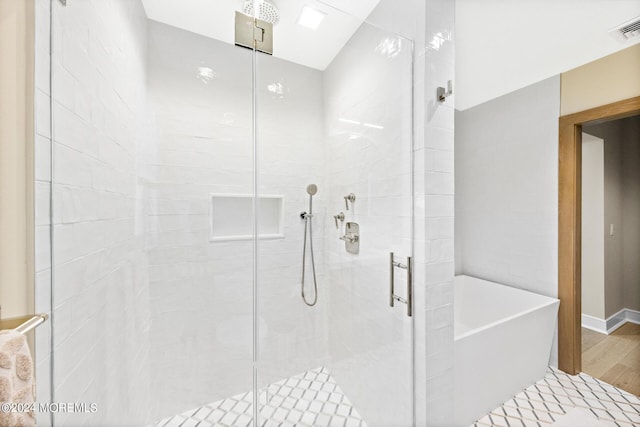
[48,0,414,425]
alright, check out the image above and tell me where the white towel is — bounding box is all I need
[0,330,35,427]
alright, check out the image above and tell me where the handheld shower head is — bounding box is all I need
[306,184,318,196]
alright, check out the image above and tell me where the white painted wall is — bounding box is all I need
[581,134,605,320]
[456,1,640,112]
[455,76,561,365]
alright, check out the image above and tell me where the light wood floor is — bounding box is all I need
[582,322,640,396]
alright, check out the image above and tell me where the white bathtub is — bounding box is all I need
[453,275,560,427]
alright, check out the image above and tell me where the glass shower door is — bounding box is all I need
[48,0,414,425]
[255,3,415,425]
[49,2,256,425]
[144,21,257,424]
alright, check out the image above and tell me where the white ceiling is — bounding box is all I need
[142,0,640,110]
[455,0,640,110]
[141,0,381,70]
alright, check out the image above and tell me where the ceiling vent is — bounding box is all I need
[609,16,640,42]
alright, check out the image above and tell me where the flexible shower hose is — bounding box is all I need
[301,213,318,306]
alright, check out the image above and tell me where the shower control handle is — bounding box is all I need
[333,212,345,229]
[344,193,356,210]
[339,233,359,243]
[341,222,359,254]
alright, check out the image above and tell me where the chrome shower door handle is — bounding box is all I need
[390,252,395,308]
[406,256,412,317]
[390,252,412,317]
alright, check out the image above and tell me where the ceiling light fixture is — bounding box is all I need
[297,5,326,30]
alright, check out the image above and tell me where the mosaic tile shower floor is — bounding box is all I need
[473,367,640,427]
[158,366,639,427]
[156,367,367,427]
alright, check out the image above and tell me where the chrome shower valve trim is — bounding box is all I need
[344,193,356,210]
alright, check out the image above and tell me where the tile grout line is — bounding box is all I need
[154,367,368,427]
[474,368,640,427]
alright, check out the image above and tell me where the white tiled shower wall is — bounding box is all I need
[364,0,456,425]
[144,21,329,420]
[420,2,455,425]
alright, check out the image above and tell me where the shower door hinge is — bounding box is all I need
[235,11,273,55]
[59,0,67,5]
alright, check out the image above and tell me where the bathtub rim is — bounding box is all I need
[454,274,560,341]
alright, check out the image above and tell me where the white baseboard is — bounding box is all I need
[626,308,640,325]
[581,314,607,334]
[581,309,640,335]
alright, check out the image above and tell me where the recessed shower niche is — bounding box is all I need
[210,194,284,241]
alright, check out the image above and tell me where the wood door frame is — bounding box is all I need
[558,96,640,374]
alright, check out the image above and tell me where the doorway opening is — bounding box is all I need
[580,115,640,395]
[557,96,640,385]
